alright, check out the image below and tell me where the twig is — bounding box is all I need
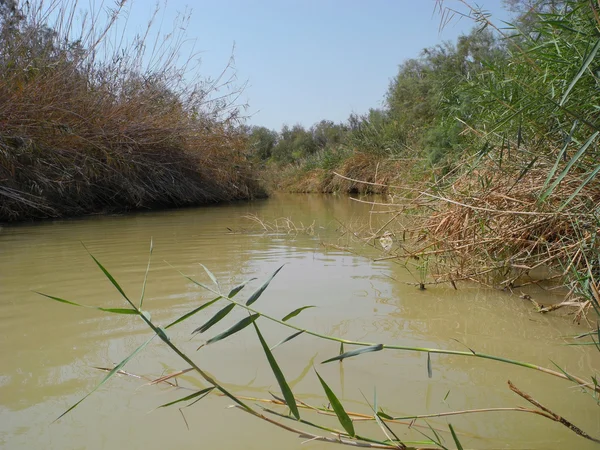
[508,380,600,444]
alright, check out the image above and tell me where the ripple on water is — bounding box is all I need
[1,194,599,450]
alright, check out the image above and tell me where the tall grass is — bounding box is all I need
[0,1,262,222]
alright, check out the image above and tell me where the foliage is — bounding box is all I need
[255,27,506,183]
[311,119,348,149]
[461,1,600,155]
[345,109,406,156]
[250,110,408,192]
[248,126,278,161]
[260,0,600,309]
[347,0,600,311]
[386,28,503,161]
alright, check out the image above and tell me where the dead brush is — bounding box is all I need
[327,143,600,320]
[325,152,400,194]
[0,1,262,222]
[354,152,600,319]
[242,214,316,235]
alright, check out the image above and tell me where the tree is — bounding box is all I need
[271,124,318,162]
[248,126,278,160]
[310,120,347,149]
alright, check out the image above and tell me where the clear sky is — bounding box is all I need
[122,1,511,130]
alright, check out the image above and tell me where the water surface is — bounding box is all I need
[1,194,598,449]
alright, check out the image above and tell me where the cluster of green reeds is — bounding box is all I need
[0,1,262,222]
[40,243,600,449]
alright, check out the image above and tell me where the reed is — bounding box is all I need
[324,0,600,317]
[407,0,600,314]
[0,1,263,222]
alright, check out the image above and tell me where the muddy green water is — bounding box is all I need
[0,194,599,450]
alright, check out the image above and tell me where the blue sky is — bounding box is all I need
[122,1,510,130]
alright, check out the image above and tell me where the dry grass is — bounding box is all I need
[273,167,329,193]
[334,149,600,319]
[242,214,316,235]
[0,1,263,222]
[273,152,421,195]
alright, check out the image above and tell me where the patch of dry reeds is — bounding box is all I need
[349,150,600,318]
[242,214,316,235]
[0,1,263,222]
[274,152,421,195]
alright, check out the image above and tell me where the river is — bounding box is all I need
[0,194,598,449]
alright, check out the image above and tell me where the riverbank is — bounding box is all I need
[254,0,600,313]
[264,151,424,195]
[263,144,600,318]
[0,130,265,222]
[0,2,263,223]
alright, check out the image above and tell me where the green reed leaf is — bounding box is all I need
[54,335,154,422]
[227,277,257,298]
[170,264,217,295]
[165,296,223,330]
[84,244,134,308]
[427,352,433,379]
[541,120,578,196]
[321,344,384,364]
[315,370,355,437]
[559,163,600,211]
[139,239,153,309]
[246,265,285,306]
[540,131,599,201]
[370,387,402,445]
[377,410,394,420]
[192,303,235,334]
[270,330,305,351]
[449,424,464,450]
[200,264,220,292]
[203,314,259,347]
[158,387,214,409]
[165,297,221,330]
[425,422,446,449]
[253,322,300,419]
[281,305,316,322]
[102,308,139,314]
[36,292,138,315]
[559,38,600,107]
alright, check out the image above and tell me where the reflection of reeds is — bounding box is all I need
[40,246,600,448]
[0,1,261,222]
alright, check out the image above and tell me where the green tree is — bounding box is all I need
[248,126,278,160]
[271,124,318,162]
[386,27,502,161]
[311,120,347,149]
[345,109,405,155]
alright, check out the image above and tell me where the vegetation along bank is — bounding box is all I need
[2,0,599,314]
[5,1,600,447]
[0,1,263,223]
[248,0,600,314]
